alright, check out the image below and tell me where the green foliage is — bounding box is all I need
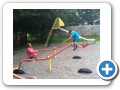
[13,9,100,48]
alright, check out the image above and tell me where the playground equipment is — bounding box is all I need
[13,69,25,74]
[78,68,92,73]
[13,17,95,78]
[13,73,25,79]
[72,56,82,59]
[45,17,96,47]
[13,38,90,75]
[45,17,65,47]
[13,73,37,79]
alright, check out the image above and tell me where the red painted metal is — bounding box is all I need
[55,38,70,49]
[13,73,37,79]
[39,38,70,52]
[50,43,73,58]
[13,73,25,79]
[18,58,47,69]
[17,42,89,70]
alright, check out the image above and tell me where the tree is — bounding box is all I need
[13,9,100,47]
[76,9,100,25]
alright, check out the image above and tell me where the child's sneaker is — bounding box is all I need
[73,45,77,51]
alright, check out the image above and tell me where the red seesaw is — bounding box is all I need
[13,73,37,79]
[13,38,90,77]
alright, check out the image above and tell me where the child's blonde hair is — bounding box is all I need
[26,43,31,47]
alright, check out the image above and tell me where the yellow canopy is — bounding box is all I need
[52,17,65,29]
[45,17,65,47]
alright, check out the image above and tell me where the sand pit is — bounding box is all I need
[13,42,100,79]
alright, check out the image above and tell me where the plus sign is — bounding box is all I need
[102,64,113,75]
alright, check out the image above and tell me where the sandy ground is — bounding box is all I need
[13,42,100,79]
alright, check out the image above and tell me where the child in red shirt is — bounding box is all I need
[26,43,39,59]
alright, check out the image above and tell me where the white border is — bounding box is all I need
[3,3,111,85]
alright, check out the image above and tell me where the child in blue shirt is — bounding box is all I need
[68,30,81,50]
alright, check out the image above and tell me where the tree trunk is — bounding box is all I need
[15,31,20,47]
[20,29,28,46]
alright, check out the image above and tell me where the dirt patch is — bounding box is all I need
[13,42,100,79]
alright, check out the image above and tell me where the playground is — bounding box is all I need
[13,10,100,79]
[13,41,100,79]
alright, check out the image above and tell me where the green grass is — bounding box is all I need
[52,35,100,43]
[13,35,100,54]
[27,35,37,43]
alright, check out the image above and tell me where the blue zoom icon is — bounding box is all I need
[97,60,118,80]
